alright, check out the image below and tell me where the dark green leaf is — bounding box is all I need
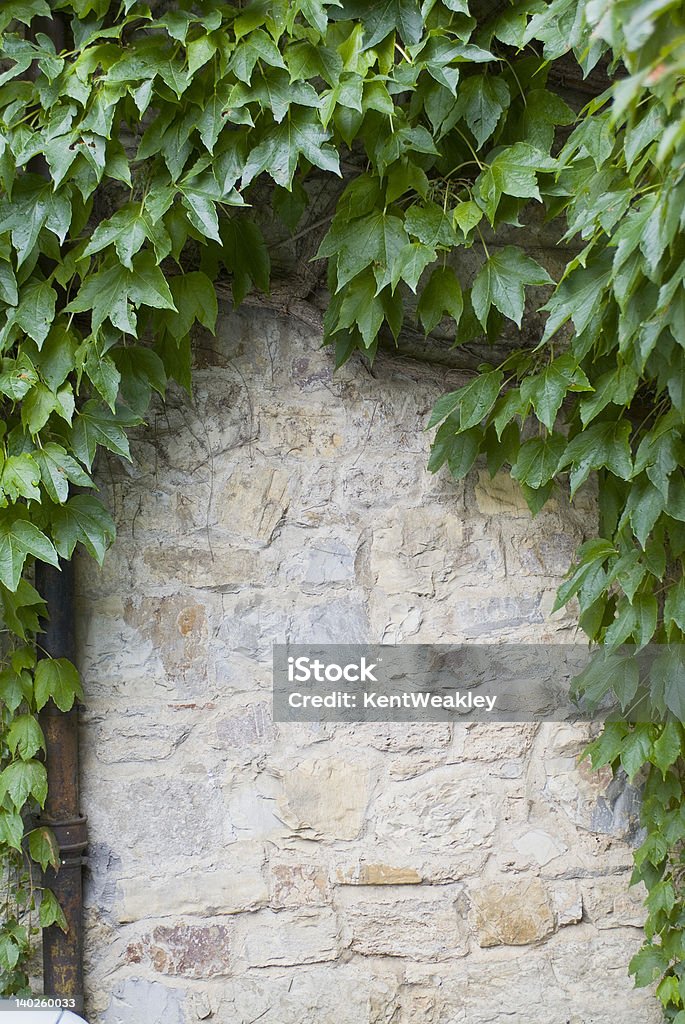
[472,247,553,328]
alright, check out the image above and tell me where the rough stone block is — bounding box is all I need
[469,879,556,947]
[270,862,330,908]
[102,978,185,1024]
[276,757,371,840]
[125,922,231,977]
[336,885,468,960]
[236,908,340,967]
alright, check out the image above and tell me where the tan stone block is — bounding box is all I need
[513,829,566,867]
[372,766,498,855]
[123,595,208,679]
[336,885,468,960]
[236,908,340,967]
[462,722,539,763]
[216,466,290,543]
[119,846,268,923]
[368,506,466,597]
[276,757,370,840]
[143,541,263,588]
[582,877,647,929]
[271,863,329,908]
[474,470,531,516]
[215,963,393,1024]
[320,721,452,753]
[258,404,351,457]
[335,863,422,885]
[469,879,555,946]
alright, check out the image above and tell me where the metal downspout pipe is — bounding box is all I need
[35,561,87,1009]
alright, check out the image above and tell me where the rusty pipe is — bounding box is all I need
[35,560,87,1008]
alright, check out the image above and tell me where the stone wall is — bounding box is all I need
[76,305,660,1023]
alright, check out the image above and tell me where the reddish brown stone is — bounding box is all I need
[127,923,231,978]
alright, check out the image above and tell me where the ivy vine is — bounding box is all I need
[0,0,682,1016]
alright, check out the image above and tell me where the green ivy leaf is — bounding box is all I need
[39,888,68,932]
[0,518,59,591]
[454,74,510,147]
[652,722,683,779]
[241,109,341,189]
[0,758,47,809]
[166,272,218,338]
[65,252,176,334]
[28,826,59,871]
[445,426,482,479]
[14,281,57,347]
[334,0,423,49]
[511,433,566,489]
[417,266,464,334]
[34,658,83,713]
[51,494,116,565]
[82,206,148,269]
[652,648,685,721]
[220,218,271,304]
[1,455,41,504]
[604,593,657,647]
[520,353,592,431]
[6,714,45,760]
[429,369,503,430]
[0,807,25,851]
[70,400,139,469]
[472,247,553,328]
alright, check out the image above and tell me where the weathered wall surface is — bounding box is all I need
[76,306,660,1023]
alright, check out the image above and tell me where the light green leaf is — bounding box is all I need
[0,518,59,591]
[70,401,138,469]
[39,888,68,932]
[241,108,341,189]
[405,202,458,248]
[180,188,221,242]
[1,454,41,503]
[665,579,685,635]
[34,658,83,713]
[0,758,47,809]
[390,242,436,292]
[82,206,147,269]
[6,714,45,760]
[560,421,633,496]
[34,443,92,505]
[521,353,592,431]
[652,721,683,778]
[429,370,503,429]
[652,647,685,721]
[336,272,385,347]
[28,826,60,871]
